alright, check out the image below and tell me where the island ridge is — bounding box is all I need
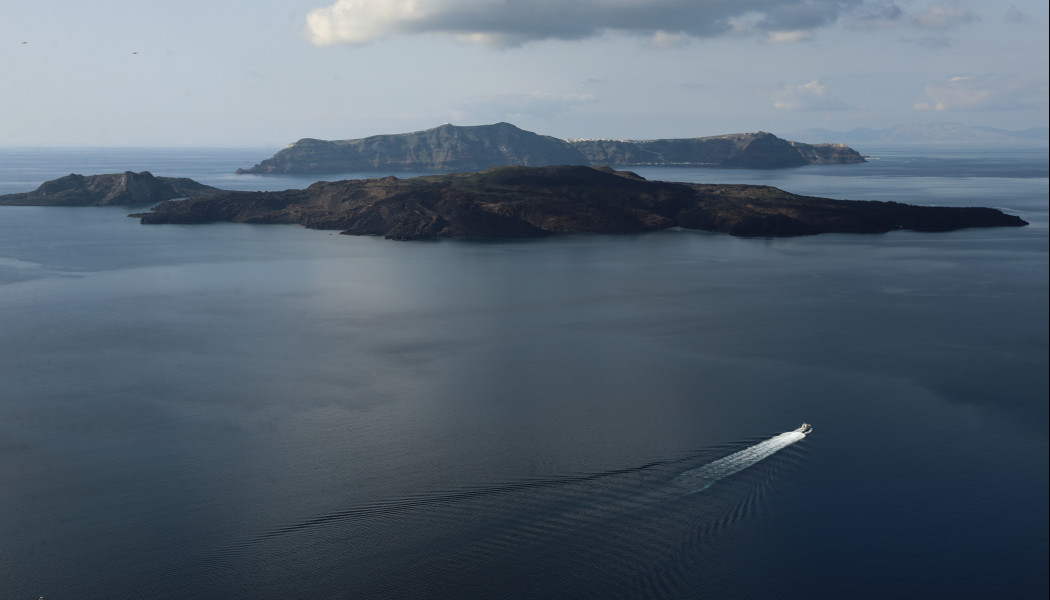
[235,123,865,175]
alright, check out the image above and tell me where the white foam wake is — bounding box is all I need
[674,427,809,493]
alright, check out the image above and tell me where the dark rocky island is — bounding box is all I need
[235,123,865,175]
[0,171,221,206]
[136,165,1025,240]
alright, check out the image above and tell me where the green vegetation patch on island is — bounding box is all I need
[134,165,1026,240]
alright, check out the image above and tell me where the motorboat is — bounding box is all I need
[796,423,813,434]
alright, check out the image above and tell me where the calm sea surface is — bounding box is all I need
[0,146,1047,599]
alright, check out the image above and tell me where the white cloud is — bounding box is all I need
[649,30,690,48]
[916,74,1048,111]
[306,0,428,46]
[909,2,978,30]
[766,80,850,111]
[305,0,869,47]
[766,30,814,43]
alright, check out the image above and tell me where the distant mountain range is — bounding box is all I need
[781,123,1049,145]
[235,122,864,175]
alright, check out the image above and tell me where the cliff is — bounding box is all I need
[0,171,221,206]
[237,122,587,174]
[137,165,1025,240]
[236,123,865,175]
[571,132,853,168]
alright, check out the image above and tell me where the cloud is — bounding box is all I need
[454,92,598,121]
[848,1,978,32]
[766,30,814,43]
[915,75,1048,111]
[910,35,956,49]
[1004,5,1032,24]
[305,0,870,47]
[649,30,690,48]
[849,0,905,29]
[766,80,850,111]
[909,2,978,30]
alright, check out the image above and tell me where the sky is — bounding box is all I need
[2,0,1047,146]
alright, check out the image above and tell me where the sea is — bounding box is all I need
[0,145,1047,599]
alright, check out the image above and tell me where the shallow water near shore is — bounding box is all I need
[0,146,1046,599]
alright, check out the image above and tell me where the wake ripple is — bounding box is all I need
[184,425,810,600]
[673,427,808,493]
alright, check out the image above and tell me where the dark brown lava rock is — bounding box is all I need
[135,165,1027,240]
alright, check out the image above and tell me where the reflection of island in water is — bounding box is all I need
[134,165,1026,240]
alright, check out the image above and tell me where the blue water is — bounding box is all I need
[0,147,1047,599]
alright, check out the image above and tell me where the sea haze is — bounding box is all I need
[0,147,1047,599]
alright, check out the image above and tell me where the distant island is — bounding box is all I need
[135,165,1025,240]
[235,122,865,175]
[0,171,220,206]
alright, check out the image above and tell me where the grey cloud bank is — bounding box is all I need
[305,0,959,47]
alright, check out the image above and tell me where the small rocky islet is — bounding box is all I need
[0,171,221,207]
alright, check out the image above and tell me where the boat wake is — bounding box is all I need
[674,424,811,493]
[192,424,811,600]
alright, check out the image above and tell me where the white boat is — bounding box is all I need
[796,423,813,434]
